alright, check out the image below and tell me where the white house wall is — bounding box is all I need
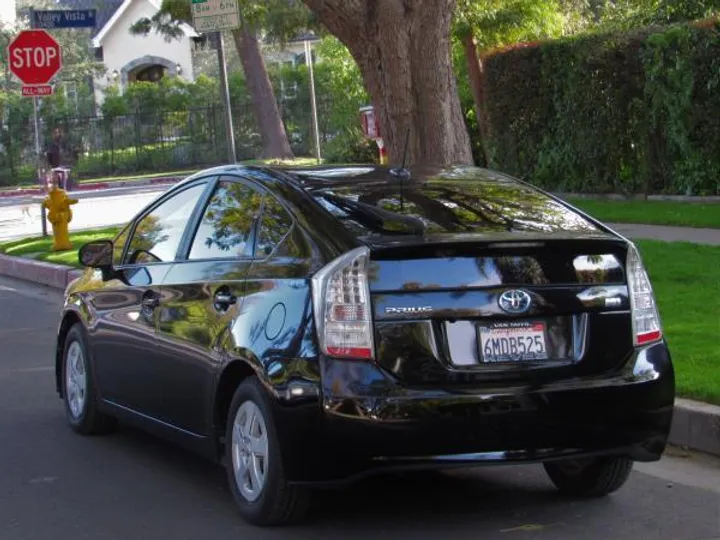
[93,0,194,107]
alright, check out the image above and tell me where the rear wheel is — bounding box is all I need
[62,324,115,435]
[224,378,310,526]
[544,456,634,497]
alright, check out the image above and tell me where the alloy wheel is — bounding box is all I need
[231,400,269,502]
[65,341,87,419]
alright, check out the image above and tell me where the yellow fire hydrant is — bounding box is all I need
[42,184,78,251]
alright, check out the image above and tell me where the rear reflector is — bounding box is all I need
[311,247,374,360]
[626,244,663,346]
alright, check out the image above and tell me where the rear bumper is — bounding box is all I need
[273,341,675,484]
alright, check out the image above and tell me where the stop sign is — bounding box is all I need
[7,30,62,86]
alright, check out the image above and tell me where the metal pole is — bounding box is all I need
[33,97,47,237]
[29,8,48,236]
[305,39,321,164]
[216,31,236,164]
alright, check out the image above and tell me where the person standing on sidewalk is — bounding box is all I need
[45,127,73,191]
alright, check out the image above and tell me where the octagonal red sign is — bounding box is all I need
[7,30,63,86]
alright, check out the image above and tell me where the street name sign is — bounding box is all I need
[7,30,63,87]
[191,0,240,32]
[32,9,97,29]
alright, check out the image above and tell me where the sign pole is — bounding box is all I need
[27,8,48,237]
[216,32,236,164]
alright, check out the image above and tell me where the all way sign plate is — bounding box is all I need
[22,85,54,97]
[191,0,240,32]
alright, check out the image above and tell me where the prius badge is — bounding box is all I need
[498,289,532,314]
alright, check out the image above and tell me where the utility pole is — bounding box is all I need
[305,38,321,164]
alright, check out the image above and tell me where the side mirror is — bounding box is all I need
[79,240,113,269]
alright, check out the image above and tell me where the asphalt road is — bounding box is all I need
[0,185,168,241]
[0,275,719,540]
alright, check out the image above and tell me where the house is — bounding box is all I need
[0,0,16,26]
[88,0,196,106]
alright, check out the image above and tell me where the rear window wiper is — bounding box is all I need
[316,193,426,235]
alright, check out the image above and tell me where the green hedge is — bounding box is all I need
[482,20,720,195]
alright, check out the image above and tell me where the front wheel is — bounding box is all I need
[544,456,634,497]
[62,324,115,435]
[225,378,310,526]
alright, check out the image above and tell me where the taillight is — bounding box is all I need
[626,244,663,346]
[311,247,374,360]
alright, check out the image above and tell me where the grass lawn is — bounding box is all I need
[566,198,720,229]
[0,226,120,268]
[1,230,717,403]
[637,240,720,404]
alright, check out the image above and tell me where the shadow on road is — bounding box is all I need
[100,422,611,534]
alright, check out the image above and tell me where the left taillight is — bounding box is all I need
[311,246,374,360]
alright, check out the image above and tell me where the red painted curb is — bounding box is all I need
[0,254,81,290]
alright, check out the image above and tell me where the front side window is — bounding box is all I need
[124,183,206,265]
[112,224,131,266]
[188,180,264,260]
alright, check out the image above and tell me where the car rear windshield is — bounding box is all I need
[310,179,598,237]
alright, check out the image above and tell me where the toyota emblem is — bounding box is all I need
[498,289,532,314]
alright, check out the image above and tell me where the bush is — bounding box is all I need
[482,20,720,195]
[323,127,379,164]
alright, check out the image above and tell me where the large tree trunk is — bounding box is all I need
[303,0,473,167]
[231,27,294,159]
[462,31,492,166]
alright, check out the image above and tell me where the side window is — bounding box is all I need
[256,196,294,257]
[124,183,206,265]
[188,180,264,260]
[112,224,130,265]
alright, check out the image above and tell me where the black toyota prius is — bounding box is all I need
[55,164,674,526]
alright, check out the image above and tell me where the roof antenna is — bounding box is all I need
[390,128,411,211]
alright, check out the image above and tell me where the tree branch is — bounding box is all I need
[301,0,366,42]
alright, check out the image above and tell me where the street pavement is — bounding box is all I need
[0,185,168,241]
[0,274,718,540]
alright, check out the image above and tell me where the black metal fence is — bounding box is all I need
[0,98,336,187]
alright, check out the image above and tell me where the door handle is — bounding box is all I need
[141,293,160,309]
[213,290,237,309]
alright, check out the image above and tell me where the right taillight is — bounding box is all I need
[626,244,663,346]
[311,247,375,360]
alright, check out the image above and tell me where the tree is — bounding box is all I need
[454,0,566,165]
[302,0,473,167]
[131,0,314,159]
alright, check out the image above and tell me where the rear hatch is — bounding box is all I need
[309,168,633,385]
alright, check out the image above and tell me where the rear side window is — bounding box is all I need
[188,181,263,260]
[311,181,598,236]
[256,197,293,257]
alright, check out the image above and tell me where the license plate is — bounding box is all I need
[478,322,548,363]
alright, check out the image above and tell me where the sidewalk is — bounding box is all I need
[608,223,720,246]
[0,174,183,200]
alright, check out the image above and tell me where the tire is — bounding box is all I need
[224,378,310,526]
[544,456,634,497]
[62,324,115,435]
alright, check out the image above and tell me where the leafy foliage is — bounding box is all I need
[481,20,720,195]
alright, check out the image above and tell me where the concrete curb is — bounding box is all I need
[0,175,182,199]
[0,254,82,290]
[0,254,718,457]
